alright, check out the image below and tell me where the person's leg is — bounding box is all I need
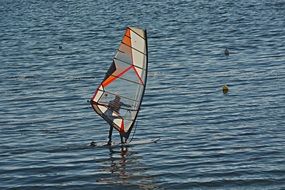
[108,126,113,145]
[120,134,126,144]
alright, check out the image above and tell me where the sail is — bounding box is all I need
[91,27,148,140]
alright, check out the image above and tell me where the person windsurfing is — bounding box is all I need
[106,95,131,145]
[90,27,148,147]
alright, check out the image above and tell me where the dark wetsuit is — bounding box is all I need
[107,97,126,144]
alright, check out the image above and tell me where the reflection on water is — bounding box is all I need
[109,147,128,177]
[95,146,160,190]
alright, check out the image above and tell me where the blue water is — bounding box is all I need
[1,0,285,189]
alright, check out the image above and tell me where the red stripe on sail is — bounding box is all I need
[120,118,125,133]
[133,66,144,84]
[117,65,133,78]
[102,66,132,87]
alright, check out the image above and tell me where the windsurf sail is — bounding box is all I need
[91,27,148,141]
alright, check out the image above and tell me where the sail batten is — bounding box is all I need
[120,42,147,55]
[96,89,142,103]
[91,27,148,140]
[128,27,146,39]
[107,73,144,85]
[114,57,146,70]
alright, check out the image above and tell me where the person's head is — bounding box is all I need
[115,95,120,101]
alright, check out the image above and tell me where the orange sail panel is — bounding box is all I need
[91,27,148,140]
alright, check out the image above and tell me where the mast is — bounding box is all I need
[125,29,148,139]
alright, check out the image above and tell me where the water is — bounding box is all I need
[1,0,284,189]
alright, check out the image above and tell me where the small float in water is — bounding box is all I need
[222,84,229,94]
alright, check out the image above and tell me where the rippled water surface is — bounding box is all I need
[1,0,285,189]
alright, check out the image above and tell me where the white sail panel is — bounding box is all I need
[98,105,107,113]
[130,30,146,53]
[132,51,146,79]
[113,118,122,127]
[93,85,104,102]
[131,31,146,71]
[130,27,145,38]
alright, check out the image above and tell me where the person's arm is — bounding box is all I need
[121,102,132,108]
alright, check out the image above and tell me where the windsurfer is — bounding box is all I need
[107,95,131,145]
